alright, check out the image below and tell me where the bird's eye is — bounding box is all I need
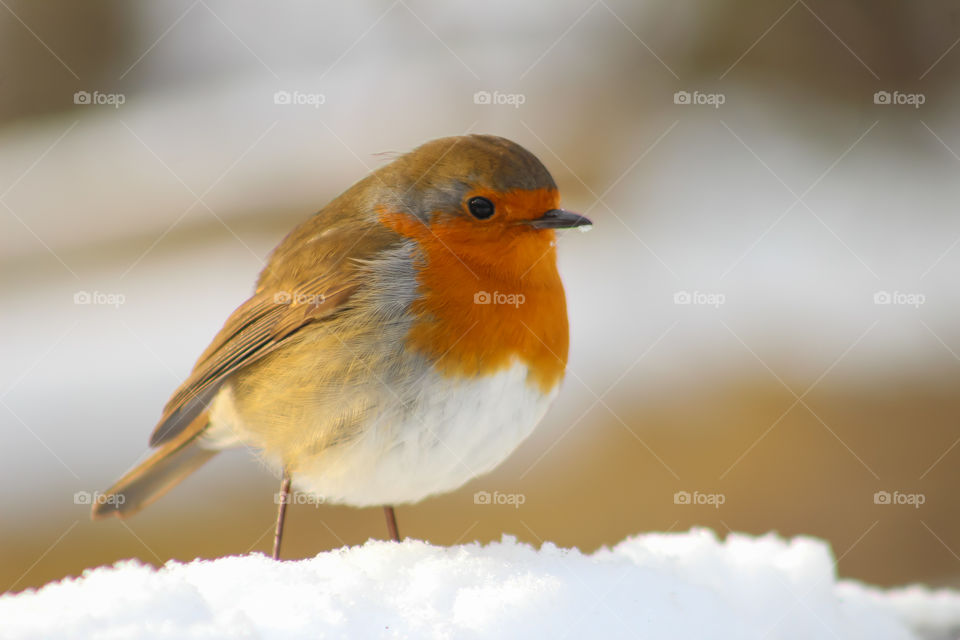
[467,196,495,220]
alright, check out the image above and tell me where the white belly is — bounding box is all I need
[206,360,556,507]
[291,361,554,506]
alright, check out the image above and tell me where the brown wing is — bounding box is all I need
[148,198,406,447]
[149,277,357,446]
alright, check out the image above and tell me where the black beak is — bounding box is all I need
[525,209,592,230]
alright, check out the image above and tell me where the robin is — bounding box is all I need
[92,134,591,558]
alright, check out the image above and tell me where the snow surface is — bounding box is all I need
[3,529,959,640]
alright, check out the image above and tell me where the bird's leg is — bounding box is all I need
[273,471,292,560]
[384,505,401,541]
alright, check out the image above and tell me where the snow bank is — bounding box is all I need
[3,529,959,639]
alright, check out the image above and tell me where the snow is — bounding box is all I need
[3,529,959,639]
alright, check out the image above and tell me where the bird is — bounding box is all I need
[91,134,591,559]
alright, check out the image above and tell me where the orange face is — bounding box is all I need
[459,186,561,223]
[379,186,588,393]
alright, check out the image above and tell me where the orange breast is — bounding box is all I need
[380,199,569,394]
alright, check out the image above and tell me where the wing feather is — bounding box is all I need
[149,280,357,446]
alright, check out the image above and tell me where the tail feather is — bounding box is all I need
[92,411,217,519]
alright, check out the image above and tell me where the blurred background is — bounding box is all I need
[2,0,960,593]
